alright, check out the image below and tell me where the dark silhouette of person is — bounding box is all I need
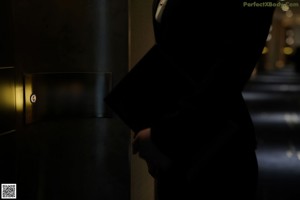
[290,46,300,73]
[129,0,276,199]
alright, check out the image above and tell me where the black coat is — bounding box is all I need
[105,0,276,163]
[149,0,276,161]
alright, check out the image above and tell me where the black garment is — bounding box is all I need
[105,0,275,199]
[150,0,276,160]
[290,47,300,73]
[155,144,258,200]
[149,0,275,199]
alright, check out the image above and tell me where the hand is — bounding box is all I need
[132,128,172,177]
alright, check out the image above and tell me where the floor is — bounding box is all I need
[243,65,300,200]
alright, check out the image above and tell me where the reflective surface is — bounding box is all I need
[243,66,300,200]
[24,72,112,124]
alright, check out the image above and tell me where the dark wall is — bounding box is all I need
[0,0,17,185]
[0,0,130,200]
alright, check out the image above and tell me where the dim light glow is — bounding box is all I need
[286,37,295,45]
[286,150,293,158]
[262,47,269,54]
[15,84,24,113]
[267,34,272,41]
[281,4,290,11]
[297,152,300,160]
[24,76,33,122]
[276,60,285,68]
[1,85,15,109]
[284,113,300,128]
[283,47,294,55]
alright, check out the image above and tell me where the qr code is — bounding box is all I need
[1,184,17,199]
